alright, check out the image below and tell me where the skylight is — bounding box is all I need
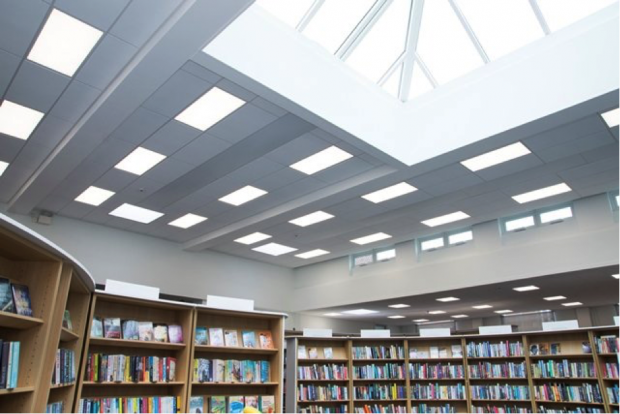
[256,0,314,27]
[536,0,617,32]
[290,146,353,175]
[421,211,470,227]
[174,87,245,131]
[362,182,418,203]
[350,232,392,245]
[109,203,164,224]
[74,186,115,206]
[219,185,268,206]
[0,161,9,177]
[461,142,531,172]
[289,211,334,227]
[168,213,207,229]
[601,108,619,128]
[252,242,297,256]
[115,147,166,176]
[234,232,272,245]
[512,183,572,204]
[295,249,330,259]
[0,100,45,140]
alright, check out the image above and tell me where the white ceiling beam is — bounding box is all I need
[448,0,490,64]
[413,52,438,88]
[399,0,425,101]
[529,0,552,35]
[335,0,392,61]
[296,0,325,32]
[377,51,405,87]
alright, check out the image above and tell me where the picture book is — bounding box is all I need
[260,395,275,413]
[308,347,319,359]
[529,344,539,356]
[0,277,14,313]
[90,317,103,338]
[451,344,463,358]
[242,330,257,348]
[409,348,418,359]
[550,342,561,355]
[196,359,212,383]
[121,320,139,341]
[210,396,226,414]
[209,328,225,347]
[298,345,307,359]
[582,341,592,354]
[103,317,121,339]
[430,346,439,358]
[260,360,270,382]
[324,347,333,359]
[438,347,449,358]
[11,284,33,317]
[258,330,274,349]
[244,396,259,409]
[539,343,550,356]
[224,329,239,347]
[228,396,244,414]
[62,310,72,330]
[189,396,204,413]
[138,321,154,341]
[168,324,183,344]
[154,324,169,342]
[243,360,255,383]
[195,327,208,345]
[213,359,225,382]
[230,360,241,382]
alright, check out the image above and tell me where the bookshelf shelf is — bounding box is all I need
[535,400,605,405]
[191,382,279,387]
[471,399,531,402]
[597,352,618,356]
[469,377,528,381]
[59,327,80,342]
[298,379,349,382]
[529,353,593,359]
[353,378,407,382]
[82,381,185,387]
[467,356,526,360]
[353,399,408,402]
[298,399,350,403]
[193,344,277,355]
[87,337,187,350]
[50,383,76,389]
[0,311,44,330]
[409,357,463,362]
[531,376,599,381]
[352,358,406,362]
[410,378,466,381]
[298,358,349,363]
[0,386,36,395]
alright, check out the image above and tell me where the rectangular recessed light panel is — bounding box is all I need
[0,161,9,177]
[613,274,619,280]
[109,203,164,224]
[350,232,392,245]
[74,186,115,206]
[343,309,378,315]
[234,232,272,245]
[115,147,166,176]
[461,142,531,171]
[252,242,297,256]
[362,182,418,203]
[0,101,45,140]
[428,310,446,315]
[422,211,470,227]
[472,305,493,309]
[513,285,539,292]
[602,108,619,128]
[451,314,468,318]
[512,183,571,204]
[544,296,567,301]
[27,9,103,77]
[324,312,342,317]
[290,146,353,175]
[562,302,583,307]
[219,185,268,206]
[413,319,429,323]
[436,297,460,302]
[388,315,406,319]
[289,211,334,227]
[388,304,410,309]
[295,249,330,259]
[174,87,245,131]
[495,310,513,314]
[168,213,207,229]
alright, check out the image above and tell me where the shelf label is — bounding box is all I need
[105,279,159,300]
[206,295,254,312]
[614,316,619,326]
[361,329,391,338]
[479,325,513,334]
[542,320,579,331]
[303,328,332,337]
[420,328,451,337]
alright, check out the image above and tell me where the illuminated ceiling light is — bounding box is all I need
[219,185,268,206]
[0,100,45,140]
[252,242,297,256]
[422,211,470,227]
[512,183,571,204]
[174,87,245,131]
[109,203,164,224]
[168,213,207,229]
[495,310,513,314]
[601,108,619,128]
[362,182,418,203]
[74,186,115,206]
[290,146,353,175]
[612,274,619,280]
[388,315,406,319]
[428,310,446,315]
[295,249,330,259]
[289,211,334,227]
[413,319,430,323]
[234,232,272,245]
[350,232,392,245]
[544,296,567,301]
[114,147,166,176]
[451,314,468,319]
[461,142,531,172]
[436,297,460,302]
[324,312,342,317]
[513,285,540,292]
[388,304,410,309]
[343,309,378,315]
[472,305,493,309]
[562,302,583,307]
[0,161,8,176]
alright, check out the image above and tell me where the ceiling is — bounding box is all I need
[0,1,618,268]
[308,265,620,325]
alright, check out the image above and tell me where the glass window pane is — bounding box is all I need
[456,0,544,60]
[303,0,376,54]
[449,230,473,245]
[354,253,374,266]
[417,0,483,84]
[376,248,396,261]
[421,237,445,251]
[505,215,535,232]
[345,0,412,83]
[537,0,617,32]
[256,0,315,28]
[540,206,573,224]
[382,64,402,97]
[407,61,434,100]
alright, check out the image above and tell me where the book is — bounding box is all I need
[260,395,275,413]
[242,330,257,348]
[550,342,561,355]
[245,396,259,409]
[62,310,72,330]
[228,396,244,413]
[298,345,307,359]
[90,317,103,338]
[0,341,8,389]
[409,348,418,359]
[189,396,204,413]
[153,324,169,342]
[308,347,319,359]
[168,324,183,344]
[195,327,208,345]
[213,359,225,382]
[439,347,449,358]
[224,329,239,347]
[0,277,15,313]
[103,318,121,339]
[539,343,550,356]
[210,396,226,414]
[138,321,154,341]
[11,284,33,317]
[324,347,334,359]
[451,344,463,358]
[430,346,439,358]
[121,320,139,341]
[529,343,539,356]
[209,328,225,347]
[258,330,274,349]
[582,341,592,354]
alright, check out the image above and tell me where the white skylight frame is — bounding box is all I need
[0,100,45,140]
[74,186,115,206]
[27,9,103,77]
[0,161,9,177]
[350,232,392,245]
[513,285,540,292]
[174,87,245,131]
[295,249,330,259]
[290,146,353,175]
[362,182,418,203]
[421,211,470,227]
[461,142,532,172]
[114,147,166,176]
[289,210,335,227]
[343,309,378,315]
[601,108,620,127]
[252,242,297,256]
[512,183,572,204]
[544,296,567,301]
[472,304,493,309]
[234,232,272,245]
[109,203,164,224]
[168,213,207,229]
[219,185,268,206]
[436,297,460,302]
[389,304,410,309]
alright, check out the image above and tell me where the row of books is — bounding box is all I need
[85,353,176,383]
[353,384,406,400]
[410,345,462,360]
[194,327,273,349]
[471,405,532,413]
[77,396,182,413]
[411,404,457,413]
[533,383,603,403]
[0,340,20,389]
[298,364,348,380]
[91,317,183,344]
[189,395,275,413]
[353,363,406,380]
[467,342,524,358]
[607,384,619,404]
[193,358,270,383]
[470,384,530,401]
[52,348,75,385]
[602,362,619,379]
[352,346,405,360]
[595,335,618,354]
[530,343,564,356]
[538,407,605,413]
[298,345,336,359]
[0,277,33,317]
[411,383,466,400]
[409,363,464,379]
[469,362,526,379]
[298,384,349,401]
[354,404,407,413]
[46,401,63,413]
[531,360,596,379]
[299,405,348,413]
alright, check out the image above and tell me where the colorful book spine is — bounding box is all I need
[353,383,406,400]
[299,404,348,413]
[298,364,349,380]
[533,383,603,403]
[193,358,270,383]
[0,341,20,389]
[411,404,457,413]
[470,384,530,401]
[52,348,76,385]
[409,363,464,379]
[466,341,524,358]
[602,362,619,379]
[46,402,64,413]
[469,362,526,379]
[354,363,406,380]
[411,383,466,400]
[78,396,181,413]
[470,405,532,413]
[607,384,619,404]
[530,360,596,379]
[354,404,407,413]
[85,353,176,383]
[298,384,349,401]
[595,336,619,353]
[352,346,405,360]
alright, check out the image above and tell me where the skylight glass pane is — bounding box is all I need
[376,248,396,261]
[449,230,473,245]
[540,206,573,224]
[345,0,412,83]
[505,216,535,232]
[382,64,402,98]
[303,0,376,54]
[255,0,314,27]
[420,237,445,251]
[537,0,617,32]
[354,253,374,267]
[417,0,483,84]
[456,0,544,60]
[408,61,434,100]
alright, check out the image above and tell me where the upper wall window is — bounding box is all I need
[502,203,574,234]
[417,228,474,254]
[350,246,397,270]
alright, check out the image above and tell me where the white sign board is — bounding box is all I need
[361,329,391,338]
[105,279,159,301]
[479,325,513,335]
[206,295,254,312]
[614,316,619,326]
[420,328,451,337]
[303,328,332,338]
[543,320,579,331]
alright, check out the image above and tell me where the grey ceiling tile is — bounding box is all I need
[5,60,70,113]
[55,0,130,31]
[94,168,138,192]
[357,153,387,167]
[559,157,618,182]
[581,143,620,163]
[251,96,288,117]
[0,0,48,56]
[49,80,101,124]
[145,157,195,183]
[536,131,614,163]
[524,116,607,151]
[215,78,257,102]
[457,191,509,210]
[117,176,168,204]
[109,0,181,47]
[38,194,71,213]
[142,121,201,155]
[271,176,326,200]
[76,34,136,90]
[59,201,97,220]
[473,153,544,181]
[111,107,168,144]
[425,173,485,197]
[311,128,341,144]
[26,114,72,149]
[566,169,619,192]
[313,158,373,184]
[208,104,278,144]
[12,142,52,169]
[500,174,566,198]
[0,134,26,163]
[181,61,222,84]
[373,190,433,211]
[252,167,306,192]
[171,133,231,166]
[0,49,20,97]
[51,177,94,199]
[142,69,212,118]
[231,158,284,183]
[265,133,329,166]
[81,208,113,225]
[611,126,619,141]
[194,199,234,219]
[413,164,472,189]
